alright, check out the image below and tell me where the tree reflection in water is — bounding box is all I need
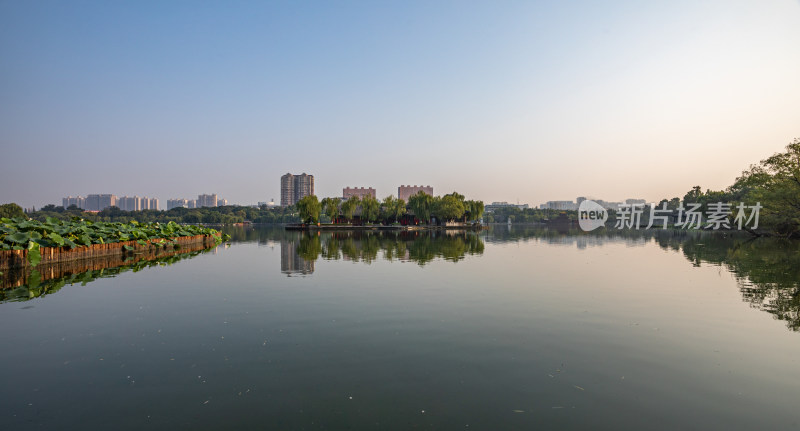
[484,225,800,332]
[291,230,485,267]
[8,225,793,332]
[671,235,800,331]
[260,224,799,331]
[0,246,220,303]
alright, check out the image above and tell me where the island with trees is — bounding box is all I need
[289,191,485,231]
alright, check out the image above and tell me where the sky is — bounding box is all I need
[1,0,799,209]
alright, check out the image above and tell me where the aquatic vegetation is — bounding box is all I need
[0,217,229,266]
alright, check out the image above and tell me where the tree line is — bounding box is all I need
[294,191,485,225]
[486,138,800,238]
[17,204,299,225]
[483,207,577,224]
[5,138,796,236]
[652,138,800,238]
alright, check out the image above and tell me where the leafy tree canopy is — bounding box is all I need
[0,203,25,219]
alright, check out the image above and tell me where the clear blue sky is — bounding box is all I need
[2,0,799,208]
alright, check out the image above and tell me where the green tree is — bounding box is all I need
[39,204,63,213]
[202,212,223,223]
[341,196,360,224]
[683,186,703,203]
[360,195,380,224]
[433,195,465,222]
[295,195,322,224]
[381,195,406,224]
[321,197,340,223]
[445,191,465,202]
[734,138,800,237]
[0,203,26,219]
[465,200,484,222]
[408,191,433,224]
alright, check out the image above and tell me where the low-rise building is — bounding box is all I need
[343,187,376,200]
[485,202,530,212]
[398,185,433,202]
[541,200,577,210]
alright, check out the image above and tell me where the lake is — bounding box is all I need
[1,226,799,430]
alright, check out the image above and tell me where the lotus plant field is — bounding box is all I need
[0,217,229,266]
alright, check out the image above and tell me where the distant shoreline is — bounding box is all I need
[285,224,487,231]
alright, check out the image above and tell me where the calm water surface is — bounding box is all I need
[1,226,799,430]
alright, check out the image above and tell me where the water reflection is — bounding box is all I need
[220,226,486,274]
[485,225,800,332]
[6,225,795,333]
[225,225,800,331]
[0,244,219,303]
[281,237,315,276]
[484,224,689,248]
[672,235,800,331]
[291,230,485,267]
[3,226,797,430]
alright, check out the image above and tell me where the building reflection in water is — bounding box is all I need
[228,225,800,332]
[286,230,485,268]
[280,238,314,276]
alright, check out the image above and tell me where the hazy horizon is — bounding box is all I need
[2,1,799,209]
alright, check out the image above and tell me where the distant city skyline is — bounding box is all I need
[58,193,228,212]
[51,187,666,212]
[2,1,798,209]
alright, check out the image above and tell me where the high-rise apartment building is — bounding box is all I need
[84,194,117,211]
[197,194,218,208]
[112,196,159,211]
[63,194,158,211]
[281,174,294,206]
[84,195,99,211]
[343,187,376,200]
[398,185,433,202]
[117,196,139,211]
[281,173,314,206]
[167,195,222,209]
[167,198,192,210]
[62,196,85,209]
